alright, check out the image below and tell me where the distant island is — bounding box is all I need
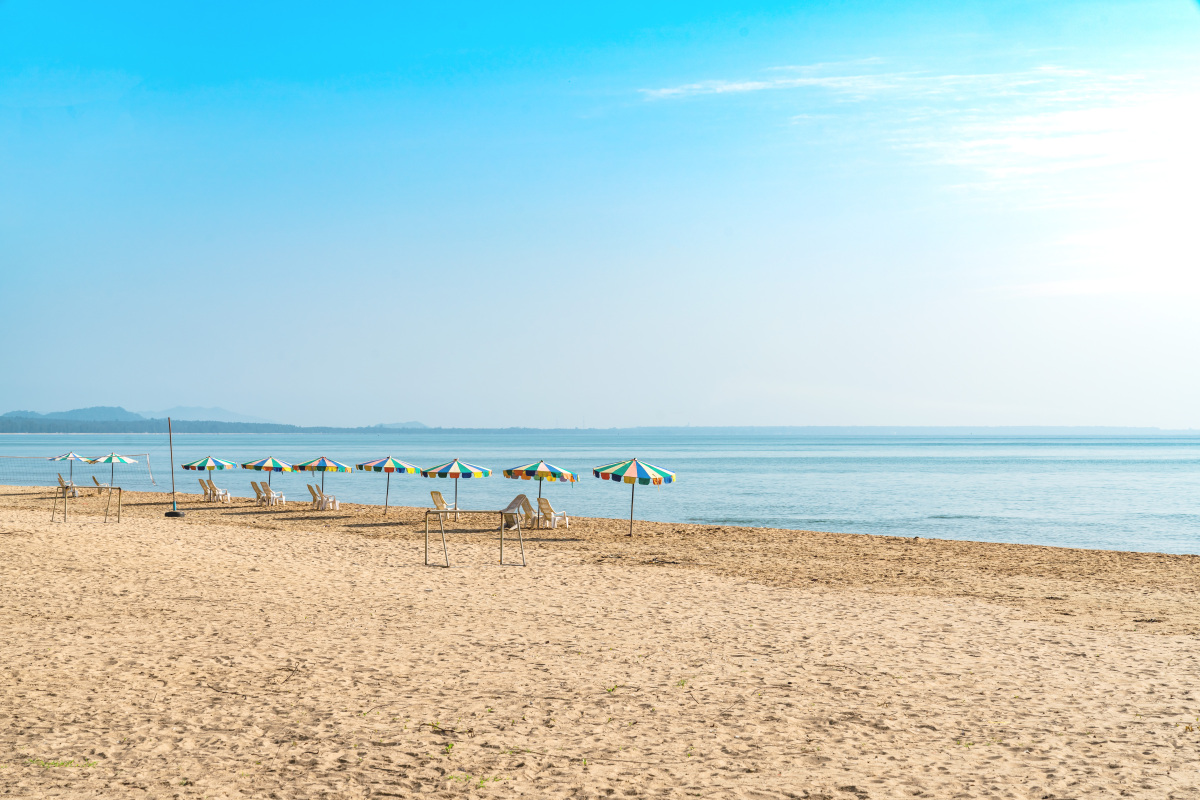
[0,407,429,434]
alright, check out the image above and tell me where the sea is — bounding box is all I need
[3,429,1198,555]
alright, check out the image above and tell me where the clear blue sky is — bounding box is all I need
[2,1,1198,428]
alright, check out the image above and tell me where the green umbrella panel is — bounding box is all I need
[89,453,139,487]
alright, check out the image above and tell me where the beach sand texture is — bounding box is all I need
[2,487,1198,798]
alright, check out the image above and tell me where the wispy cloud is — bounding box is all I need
[643,60,902,101]
[645,58,1200,297]
[646,60,1199,198]
[641,67,899,100]
[641,62,1112,103]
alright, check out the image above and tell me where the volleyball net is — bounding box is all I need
[0,455,158,491]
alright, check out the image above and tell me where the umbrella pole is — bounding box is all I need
[321,472,325,492]
[538,479,543,528]
[69,460,73,483]
[629,481,636,537]
[454,478,459,522]
[111,462,115,487]
[384,472,390,515]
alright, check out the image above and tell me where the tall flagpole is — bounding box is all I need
[166,417,185,517]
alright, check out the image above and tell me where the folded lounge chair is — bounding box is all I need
[251,481,268,506]
[92,476,110,496]
[501,494,527,531]
[538,497,569,529]
[306,484,322,509]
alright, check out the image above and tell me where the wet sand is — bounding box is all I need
[2,486,1198,798]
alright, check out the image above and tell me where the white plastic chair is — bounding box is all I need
[264,485,285,506]
[207,479,230,503]
[316,487,338,510]
[538,497,569,529]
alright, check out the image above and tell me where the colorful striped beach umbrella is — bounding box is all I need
[294,456,351,492]
[240,456,293,486]
[181,457,237,471]
[593,459,676,537]
[503,460,579,525]
[90,452,139,486]
[355,457,420,515]
[48,452,92,482]
[421,459,491,520]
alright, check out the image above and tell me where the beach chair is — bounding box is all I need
[199,478,214,501]
[306,484,322,509]
[263,484,285,506]
[251,481,268,506]
[206,478,230,503]
[316,487,338,511]
[501,495,527,531]
[92,476,110,496]
[538,497,569,529]
[57,474,79,498]
[520,495,541,528]
[431,490,456,513]
[497,494,528,566]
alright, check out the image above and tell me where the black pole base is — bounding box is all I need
[165,510,186,518]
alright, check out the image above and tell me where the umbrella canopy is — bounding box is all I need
[594,459,675,485]
[182,457,237,471]
[90,453,139,486]
[90,453,137,464]
[293,456,351,472]
[294,456,351,492]
[593,459,676,537]
[50,451,91,462]
[241,457,293,471]
[355,457,420,514]
[503,460,579,483]
[503,460,579,525]
[356,457,420,473]
[48,452,91,482]
[421,459,490,520]
[240,456,293,486]
[421,459,491,478]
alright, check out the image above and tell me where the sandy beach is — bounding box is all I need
[2,486,1198,799]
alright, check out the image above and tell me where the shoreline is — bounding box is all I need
[3,484,1197,635]
[2,486,1198,796]
[2,482,1196,558]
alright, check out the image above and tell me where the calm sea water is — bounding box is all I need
[3,430,1198,555]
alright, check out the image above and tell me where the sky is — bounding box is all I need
[2,1,1198,428]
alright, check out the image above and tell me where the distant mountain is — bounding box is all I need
[0,405,429,433]
[138,406,276,424]
[2,406,146,421]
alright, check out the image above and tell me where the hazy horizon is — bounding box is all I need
[3,2,1197,428]
[3,404,1198,435]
